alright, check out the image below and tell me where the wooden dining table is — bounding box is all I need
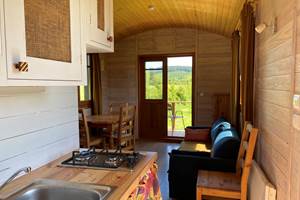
[86,114,120,149]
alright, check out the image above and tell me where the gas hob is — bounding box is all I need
[60,148,143,171]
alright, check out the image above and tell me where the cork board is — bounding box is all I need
[24,0,71,62]
[97,0,105,31]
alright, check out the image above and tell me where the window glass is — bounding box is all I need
[145,61,163,100]
[80,55,92,101]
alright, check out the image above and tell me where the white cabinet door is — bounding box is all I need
[4,0,83,81]
[88,0,114,52]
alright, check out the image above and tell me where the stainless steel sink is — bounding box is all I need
[4,179,113,200]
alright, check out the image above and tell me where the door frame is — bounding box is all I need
[138,53,196,139]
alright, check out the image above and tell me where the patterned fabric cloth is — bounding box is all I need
[128,164,162,200]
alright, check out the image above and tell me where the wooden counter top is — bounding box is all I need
[0,151,158,200]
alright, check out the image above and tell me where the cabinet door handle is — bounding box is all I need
[15,62,29,72]
[107,36,113,42]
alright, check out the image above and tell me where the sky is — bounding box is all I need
[168,56,193,67]
[145,56,193,69]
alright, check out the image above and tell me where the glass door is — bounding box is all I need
[167,56,193,137]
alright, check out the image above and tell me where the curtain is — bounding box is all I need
[231,31,240,129]
[240,3,255,126]
[91,53,102,115]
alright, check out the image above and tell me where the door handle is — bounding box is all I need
[107,35,113,42]
[15,62,29,72]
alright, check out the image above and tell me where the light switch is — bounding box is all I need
[293,94,300,110]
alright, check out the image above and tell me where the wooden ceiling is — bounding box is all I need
[114,0,245,39]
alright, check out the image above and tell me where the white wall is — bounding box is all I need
[0,87,79,184]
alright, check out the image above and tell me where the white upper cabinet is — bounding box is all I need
[0,0,87,86]
[82,0,114,53]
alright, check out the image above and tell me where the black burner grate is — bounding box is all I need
[61,149,141,170]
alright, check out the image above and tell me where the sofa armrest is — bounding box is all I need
[168,150,236,200]
[169,150,236,171]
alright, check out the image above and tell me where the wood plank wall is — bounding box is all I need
[291,0,300,199]
[255,0,300,199]
[0,87,79,184]
[101,28,232,133]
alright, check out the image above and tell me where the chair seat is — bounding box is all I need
[103,132,134,139]
[197,170,241,192]
[112,133,134,139]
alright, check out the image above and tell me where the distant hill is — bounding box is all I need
[146,65,192,101]
[168,66,192,72]
[168,66,192,84]
[147,66,192,82]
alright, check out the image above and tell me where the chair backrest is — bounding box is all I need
[79,108,92,148]
[236,122,259,198]
[109,102,129,114]
[117,104,136,140]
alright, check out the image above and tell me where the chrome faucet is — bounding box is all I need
[0,167,31,191]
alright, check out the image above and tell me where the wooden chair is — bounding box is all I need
[108,102,129,114]
[79,108,103,148]
[104,104,136,151]
[168,102,185,135]
[196,122,259,200]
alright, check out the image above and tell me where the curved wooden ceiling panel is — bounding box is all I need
[114,0,244,39]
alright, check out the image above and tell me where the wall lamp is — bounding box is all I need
[255,17,277,34]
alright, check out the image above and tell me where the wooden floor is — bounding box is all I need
[135,140,230,200]
[135,140,180,200]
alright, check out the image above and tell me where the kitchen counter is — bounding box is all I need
[0,151,158,200]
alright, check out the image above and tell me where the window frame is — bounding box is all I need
[78,54,93,109]
[144,61,164,100]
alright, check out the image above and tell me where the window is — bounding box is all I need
[145,61,163,100]
[79,54,92,102]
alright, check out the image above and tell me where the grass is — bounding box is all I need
[168,101,192,131]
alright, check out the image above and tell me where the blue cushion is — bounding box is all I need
[210,121,231,142]
[211,117,228,130]
[211,128,240,159]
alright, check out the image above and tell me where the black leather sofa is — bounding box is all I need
[168,118,240,200]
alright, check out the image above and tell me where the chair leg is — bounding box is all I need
[179,111,185,128]
[197,187,202,200]
[109,135,114,149]
[241,190,247,200]
[133,136,135,151]
[171,117,175,134]
[103,137,107,150]
[172,117,176,133]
